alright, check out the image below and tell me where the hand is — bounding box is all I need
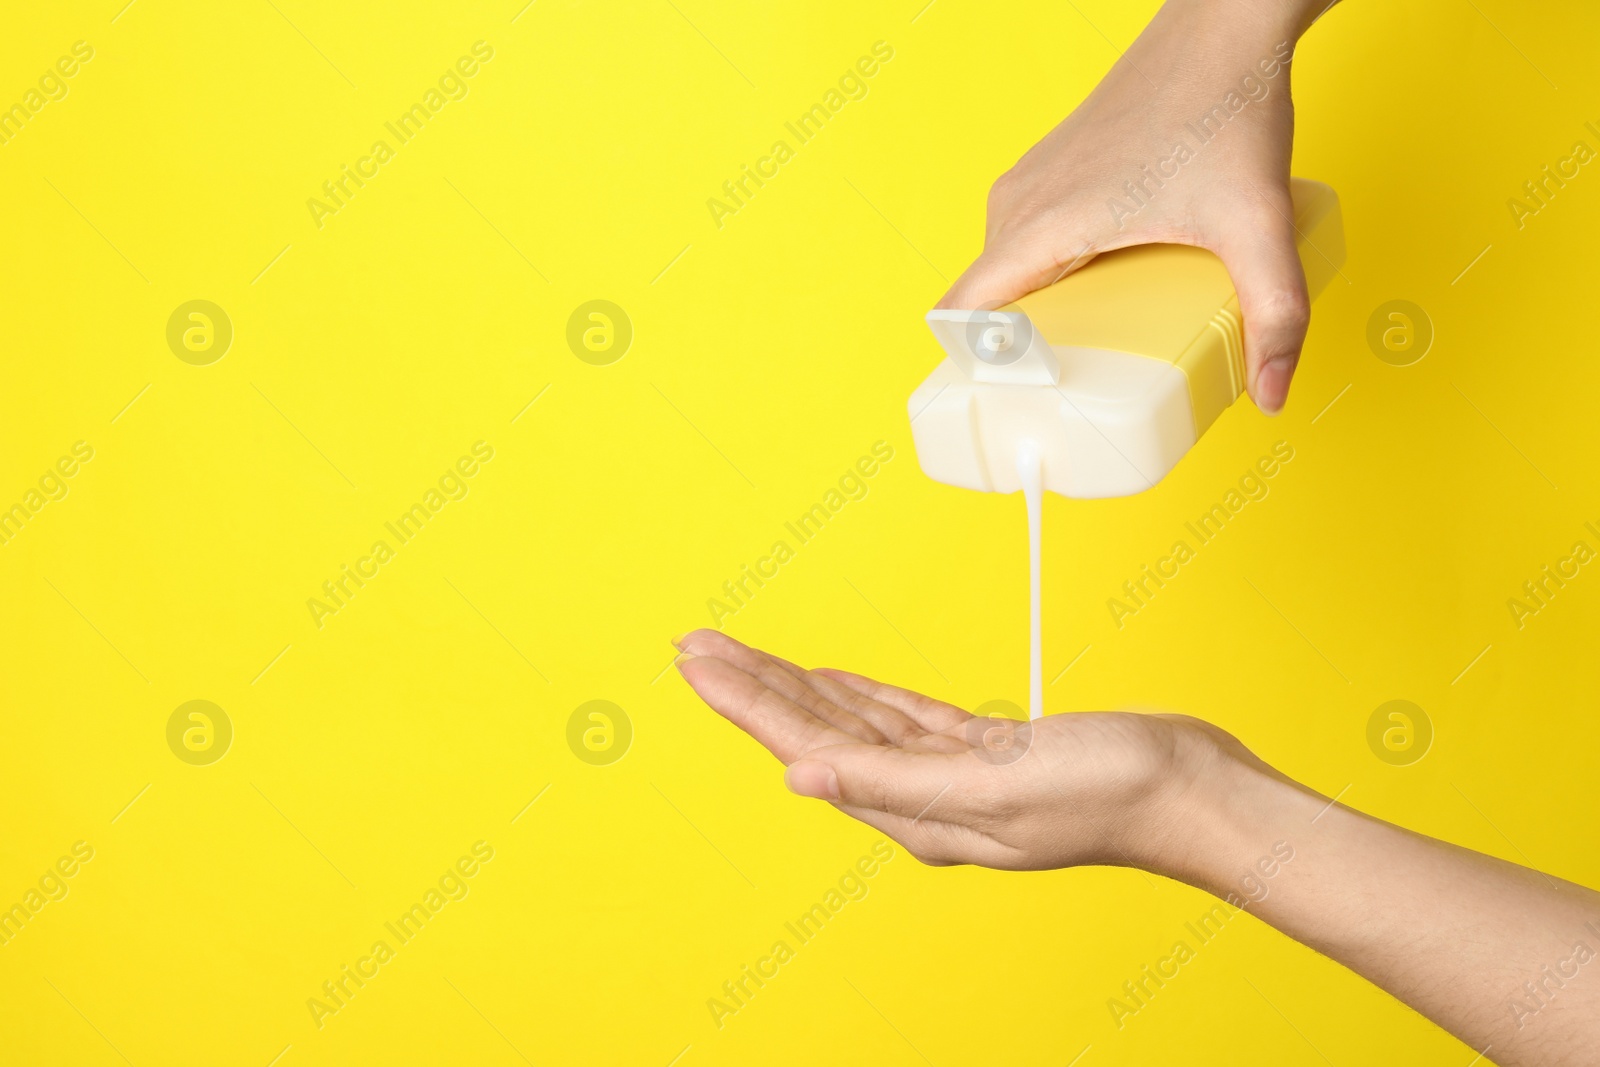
[675,631,1600,1063]
[938,0,1331,414]
[672,629,1252,875]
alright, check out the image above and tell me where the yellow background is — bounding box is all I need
[3,1,1598,1063]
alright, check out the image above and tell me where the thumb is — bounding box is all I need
[1216,203,1311,415]
[784,746,967,820]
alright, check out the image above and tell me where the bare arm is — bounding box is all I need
[945,0,1341,413]
[1188,760,1600,1066]
[673,630,1600,1066]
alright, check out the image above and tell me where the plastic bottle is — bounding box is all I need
[909,178,1345,498]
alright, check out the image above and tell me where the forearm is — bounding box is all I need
[1163,759,1600,1066]
[675,633,1599,1062]
[1156,0,1334,43]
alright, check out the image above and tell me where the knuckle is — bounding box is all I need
[1240,197,1289,231]
[1246,287,1311,339]
[987,168,1020,206]
[1224,186,1291,229]
[985,174,1055,238]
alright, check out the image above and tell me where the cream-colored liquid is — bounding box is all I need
[1016,440,1043,720]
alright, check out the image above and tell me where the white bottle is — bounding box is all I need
[909,178,1344,498]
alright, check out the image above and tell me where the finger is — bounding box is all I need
[935,241,1098,312]
[811,668,970,734]
[759,655,925,744]
[677,655,857,763]
[677,630,889,743]
[784,743,971,822]
[1215,191,1310,416]
[737,643,922,742]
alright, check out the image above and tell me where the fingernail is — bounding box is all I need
[784,760,840,800]
[673,652,696,669]
[1255,354,1299,416]
[672,632,689,648]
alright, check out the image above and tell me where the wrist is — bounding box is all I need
[1155,0,1322,54]
[1135,726,1320,899]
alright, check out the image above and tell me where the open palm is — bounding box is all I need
[673,629,1240,874]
